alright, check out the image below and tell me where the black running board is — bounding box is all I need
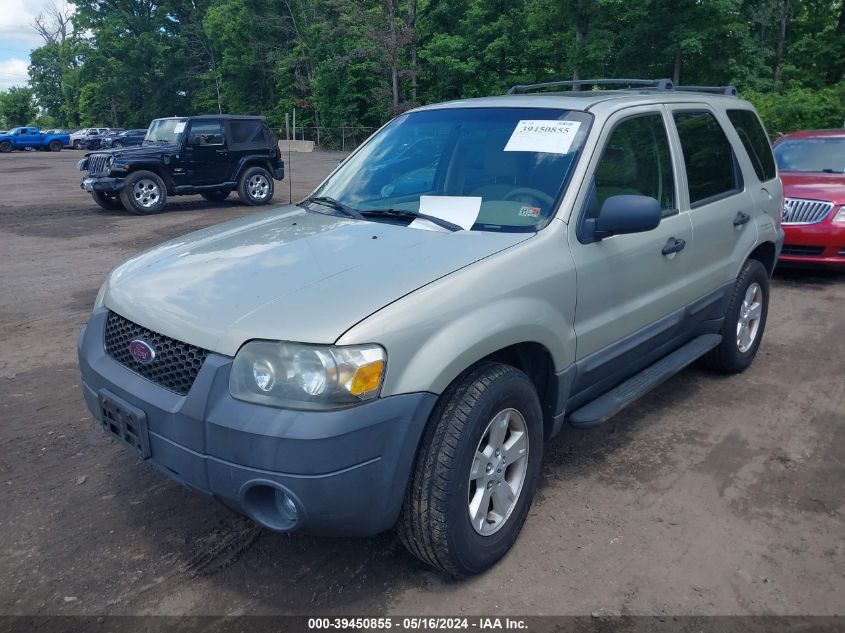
[568,334,722,429]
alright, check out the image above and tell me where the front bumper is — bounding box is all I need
[779,221,845,268]
[77,309,436,536]
[81,176,126,194]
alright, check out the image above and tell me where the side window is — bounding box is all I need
[587,113,675,219]
[673,111,742,206]
[726,109,776,182]
[188,121,223,146]
[229,120,264,147]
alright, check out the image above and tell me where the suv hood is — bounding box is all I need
[780,172,845,205]
[104,205,531,356]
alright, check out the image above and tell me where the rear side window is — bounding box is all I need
[674,111,742,206]
[228,120,270,149]
[727,110,776,181]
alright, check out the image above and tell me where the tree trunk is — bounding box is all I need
[673,49,682,85]
[774,0,790,85]
[408,0,418,103]
[572,0,591,90]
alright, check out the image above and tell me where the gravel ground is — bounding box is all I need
[0,150,843,617]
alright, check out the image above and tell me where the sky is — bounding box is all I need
[0,0,74,90]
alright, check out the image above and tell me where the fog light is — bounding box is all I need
[276,490,298,522]
[252,359,276,391]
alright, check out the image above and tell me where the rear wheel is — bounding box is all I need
[237,166,274,205]
[0,141,11,153]
[119,170,167,215]
[49,140,62,152]
[704,259,769,373]
[398,362,543,577]
[201,189,231,202]
[72,139,82,150]
[91,191,124,211]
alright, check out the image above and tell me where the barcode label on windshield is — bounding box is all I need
[504,120,581,155]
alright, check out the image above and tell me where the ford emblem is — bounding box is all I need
[128,339,156,364]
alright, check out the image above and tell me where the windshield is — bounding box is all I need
[311,107,592,231]
[144,118,186,146]
[774,137,845,173]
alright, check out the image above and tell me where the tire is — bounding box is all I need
[119,170,167,215]
[0,141,11,153]
[201,189,231,202]
[49,140,62,152]
[91,190,124,211]
[704,259,769,374]
[73,139,81,150]
[112,141,123,148]
[398,362,543,577]
[237,166,274,205]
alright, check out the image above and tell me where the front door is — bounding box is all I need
[567,107,696,401]
[183,120,230,185]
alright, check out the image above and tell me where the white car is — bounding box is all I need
[69,128,109,149]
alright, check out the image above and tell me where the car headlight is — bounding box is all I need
[834,206,845,223]
[229,341,386,409]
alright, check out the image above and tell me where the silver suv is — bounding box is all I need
[77,79,784,576]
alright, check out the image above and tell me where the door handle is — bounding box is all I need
[733,211,751,226]
[662,237,686,256]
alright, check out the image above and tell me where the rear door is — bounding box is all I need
[183,120,230,185]
[667,106,758,295]
[567,107,696,397]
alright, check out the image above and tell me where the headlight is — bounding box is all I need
[76,158,87,171]
[230,341,386,409]
[834,206,845,223]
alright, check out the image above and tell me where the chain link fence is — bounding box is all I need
[271,126,377,152]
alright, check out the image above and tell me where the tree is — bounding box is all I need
[0,87,38,127]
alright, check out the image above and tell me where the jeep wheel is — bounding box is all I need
[72,139,82,150]
[119,170,167,215]
[237,166,274,205]
[704,259,769,374]
[201,189,230,203]
[0,141,11,153]
[398,362,543,577]
[91,191,124,211]
[49,140,62,152]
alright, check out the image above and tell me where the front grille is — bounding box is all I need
[781,245,825,257]
[86,153,111,175]
[782,198,834,225]
[104,311,209,395]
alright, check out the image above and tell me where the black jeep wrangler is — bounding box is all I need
[78,115,284,214]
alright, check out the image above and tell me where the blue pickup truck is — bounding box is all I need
[0,127,70,153]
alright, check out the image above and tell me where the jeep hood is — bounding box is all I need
[104,206,530,356]
[90,144,178,159]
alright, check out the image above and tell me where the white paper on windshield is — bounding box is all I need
[173,122,186,133]
[410,195,482,232]
[504,120,581,155]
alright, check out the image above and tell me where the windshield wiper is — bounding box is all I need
[303,196,366,220]
[361,208,463,232]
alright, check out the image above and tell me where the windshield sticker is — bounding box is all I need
[173,122,186,134]
[410,195,482,232]
[504,120,581,155]
[518,205,541,218]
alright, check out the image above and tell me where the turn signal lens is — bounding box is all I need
[349,360,386,396]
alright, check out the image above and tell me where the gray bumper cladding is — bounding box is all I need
[77,309,437,536]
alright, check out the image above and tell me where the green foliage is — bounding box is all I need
[19,0,845,132]
[0,87,38,127]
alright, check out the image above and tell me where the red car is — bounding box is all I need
[773,129,845,268]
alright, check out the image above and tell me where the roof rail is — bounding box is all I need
[674,85,738,97]
[506,78,675,95]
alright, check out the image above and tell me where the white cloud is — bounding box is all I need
[0,58,30,90]
[0,0,75,54]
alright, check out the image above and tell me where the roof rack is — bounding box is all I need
[506,78,739,97]
[674,85,738,97]
[507,78,675,95]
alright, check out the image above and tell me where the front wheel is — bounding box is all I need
[704,259,769,373]
[398,362,543,577]
[0,141,11,153]
[119,170,167,215]
[91,190,124,211]
[112,141,123,148]
[237,166,274,205]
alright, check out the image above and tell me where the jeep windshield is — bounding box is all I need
[144,118,187,146]
[308,107,592,232]
[774,137,845,173]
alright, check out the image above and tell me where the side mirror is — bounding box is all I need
[594,195,661,239]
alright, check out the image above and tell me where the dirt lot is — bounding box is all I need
[0,150,843,617]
